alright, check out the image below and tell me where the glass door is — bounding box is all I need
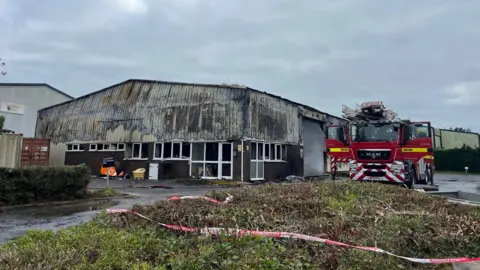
[250,142,264,180]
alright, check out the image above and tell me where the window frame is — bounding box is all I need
[66,143,83,152]
[281,145,287,161]
[264,143,271,160]
[262,143,286,162]
[153,142,163,159]
[189,142,233,179]
[117,143,125,151]
[153,142,191,160]
[275,144,281,160]
[128,143,149,160]
[90,143,125,152]
[171,142,182,159]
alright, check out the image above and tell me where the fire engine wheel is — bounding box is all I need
[426,167,434,185]
[404,167,417,189]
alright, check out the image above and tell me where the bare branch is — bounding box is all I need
[0,57,6,76]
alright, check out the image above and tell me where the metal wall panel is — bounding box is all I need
[0,85,72,136]
[0,134,22,168]
[435,129,480,150]
[248,91,301,143]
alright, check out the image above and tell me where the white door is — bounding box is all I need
[148,163,159,180]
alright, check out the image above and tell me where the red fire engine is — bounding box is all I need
[326,101,434,188]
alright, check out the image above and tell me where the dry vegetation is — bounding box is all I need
[1,181,479,269]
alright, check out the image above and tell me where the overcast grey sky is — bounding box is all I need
[1,0,479,131]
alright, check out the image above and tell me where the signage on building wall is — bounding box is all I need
[0,101,25,115]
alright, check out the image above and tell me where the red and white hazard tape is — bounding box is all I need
[107,208,480,265]
[167,194,233,205]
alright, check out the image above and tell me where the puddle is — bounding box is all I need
[0,188,216,244]
[7,200,118,218]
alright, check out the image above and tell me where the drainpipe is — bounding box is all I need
[241,140,244,181]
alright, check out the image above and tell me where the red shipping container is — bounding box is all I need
[21,138,50,167]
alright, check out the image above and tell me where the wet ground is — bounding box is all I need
[0,174,478,244]
[0,184,221,243]
[435,173,480,193]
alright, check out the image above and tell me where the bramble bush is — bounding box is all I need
[0,166,91,206]
[435,147,480,173]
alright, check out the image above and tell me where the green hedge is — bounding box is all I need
[434,148,480,173]
[0,166,91,206]
[0,115,4,131]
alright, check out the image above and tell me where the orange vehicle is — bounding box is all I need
[100,166,125,177]
[326,101,434,189]
[100,156,125,178]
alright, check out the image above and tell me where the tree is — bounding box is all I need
[449,127,471,133]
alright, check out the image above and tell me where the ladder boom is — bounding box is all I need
[341,101,399,122]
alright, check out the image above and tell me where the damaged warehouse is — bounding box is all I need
[35,79,346,181]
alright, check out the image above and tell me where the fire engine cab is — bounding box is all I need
[326,101,434,188]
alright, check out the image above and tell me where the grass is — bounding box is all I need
[88,187,121,198]
[1,182,479,269]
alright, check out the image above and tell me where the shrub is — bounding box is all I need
[0,115,4,131]
[0,166,91,205]
[1,182,479,269]
[434,148,480,173]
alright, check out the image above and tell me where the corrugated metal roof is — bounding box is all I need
[37,79,343,122]
[36,81,249,142]
[36,80,346,144]
[0,83,74,99]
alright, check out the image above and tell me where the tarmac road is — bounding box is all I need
[435,173,480,193]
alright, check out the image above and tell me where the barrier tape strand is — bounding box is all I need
[107,208,480,265]
[110,195,480,264]
[167,194,233,205]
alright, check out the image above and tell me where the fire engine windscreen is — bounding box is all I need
[351,123,399,142]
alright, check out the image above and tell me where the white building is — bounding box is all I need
[0,83,74,136]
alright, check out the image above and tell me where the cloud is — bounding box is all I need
[74,54,142,67]
[44,41,82,51]
[1,0,480,131]
[19,0,148,35]
[0,0,14,25]
[444,81,480,106]
[108,0,148,14]
[3,50,52,63]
